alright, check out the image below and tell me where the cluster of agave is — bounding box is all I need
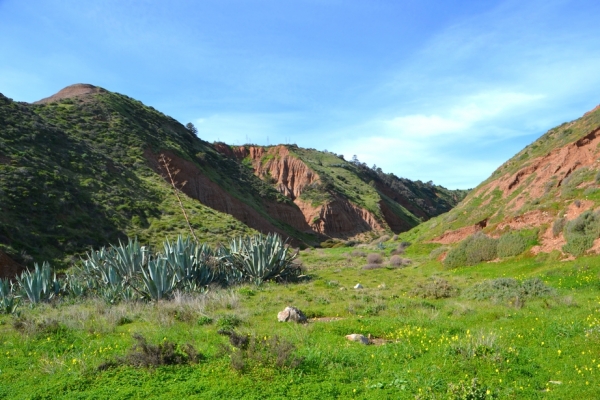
[0,233,299,313]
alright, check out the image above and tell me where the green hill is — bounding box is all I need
[0,83,465,271]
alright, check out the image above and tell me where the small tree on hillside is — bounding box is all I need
[185,122,198,136]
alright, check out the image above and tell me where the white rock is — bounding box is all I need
[354,283,363,289]
[277,306,307,323]
[345,334,370,345]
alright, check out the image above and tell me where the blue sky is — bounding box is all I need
[2,0,600,189]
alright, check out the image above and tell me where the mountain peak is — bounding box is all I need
[34,83,107,104]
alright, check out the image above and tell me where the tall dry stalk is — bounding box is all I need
[158,154,198,242]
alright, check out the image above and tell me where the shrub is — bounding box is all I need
[447,378,497,400]
[350,250,366,258]
[552,217,566,237]
[389,255,410,267]
[366,253,383,264]
[497,229,537,258]
[410,278,458,299]
[444,233,498,268]
[373,235,391,244]
[216,314,242,330]
[197,316,213,326]
[390,242,408,255]
[429,246,448,260]
[463,277,555,302]
[98,333,201,370]
[218,332,303,372]
[362,264,383,270]
[563,210,600,256]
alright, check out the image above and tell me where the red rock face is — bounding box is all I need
[216,145,385,238]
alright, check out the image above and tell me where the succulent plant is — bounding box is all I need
[16,261,60,304]
[228,233,298,285]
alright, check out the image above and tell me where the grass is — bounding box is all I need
[2,243,600,398]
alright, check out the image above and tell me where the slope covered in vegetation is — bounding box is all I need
[216,143,467,239]
[1,84,464,273]
[401,104,600,262]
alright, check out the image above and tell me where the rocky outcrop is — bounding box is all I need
[227,145,318,200]
[216,145,385,238]
[277,306,307,323]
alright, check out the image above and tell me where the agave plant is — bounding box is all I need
[0,278,18,314]
[81,238,149,301]
[16,262,61,304]
[140,257,177,300]
[228,233,298,285]
[163,236,223,290]
[110,238,148,278]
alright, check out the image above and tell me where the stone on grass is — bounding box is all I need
[354,283,363,289]
[277,306,307,323]
[346,334,370,345]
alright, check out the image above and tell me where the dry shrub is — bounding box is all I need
[366,253,383,264]
[389,255,411,267]
[219,331,303,372]
[410,278,458,299]
[351,250,367,258]
[362,264,383,270]
[98,333,201,370]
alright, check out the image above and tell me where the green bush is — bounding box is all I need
[410,277,458,299]
[563,210,600,256]
[497,229,538,258]
[444,232,498,268]
[463,277,555,302]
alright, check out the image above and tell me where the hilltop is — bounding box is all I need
[0,84,463,274]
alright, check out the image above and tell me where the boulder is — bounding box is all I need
[345,334,370,345]
[277,306,307,323]
[354,283,363,289]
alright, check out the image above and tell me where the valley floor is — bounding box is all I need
[2,241,600,399]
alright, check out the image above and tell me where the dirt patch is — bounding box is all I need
[587,237,600,254]
[564,200,594,220]
[430,225,481,245]
[494,210,554,233]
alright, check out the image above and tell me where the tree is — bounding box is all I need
[185,122,198,136]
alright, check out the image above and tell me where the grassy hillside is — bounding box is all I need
[281,146,467,230]
[0,84,467,270]
[0,90,278,266]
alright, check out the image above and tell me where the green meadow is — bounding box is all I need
[2,239,600,399]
